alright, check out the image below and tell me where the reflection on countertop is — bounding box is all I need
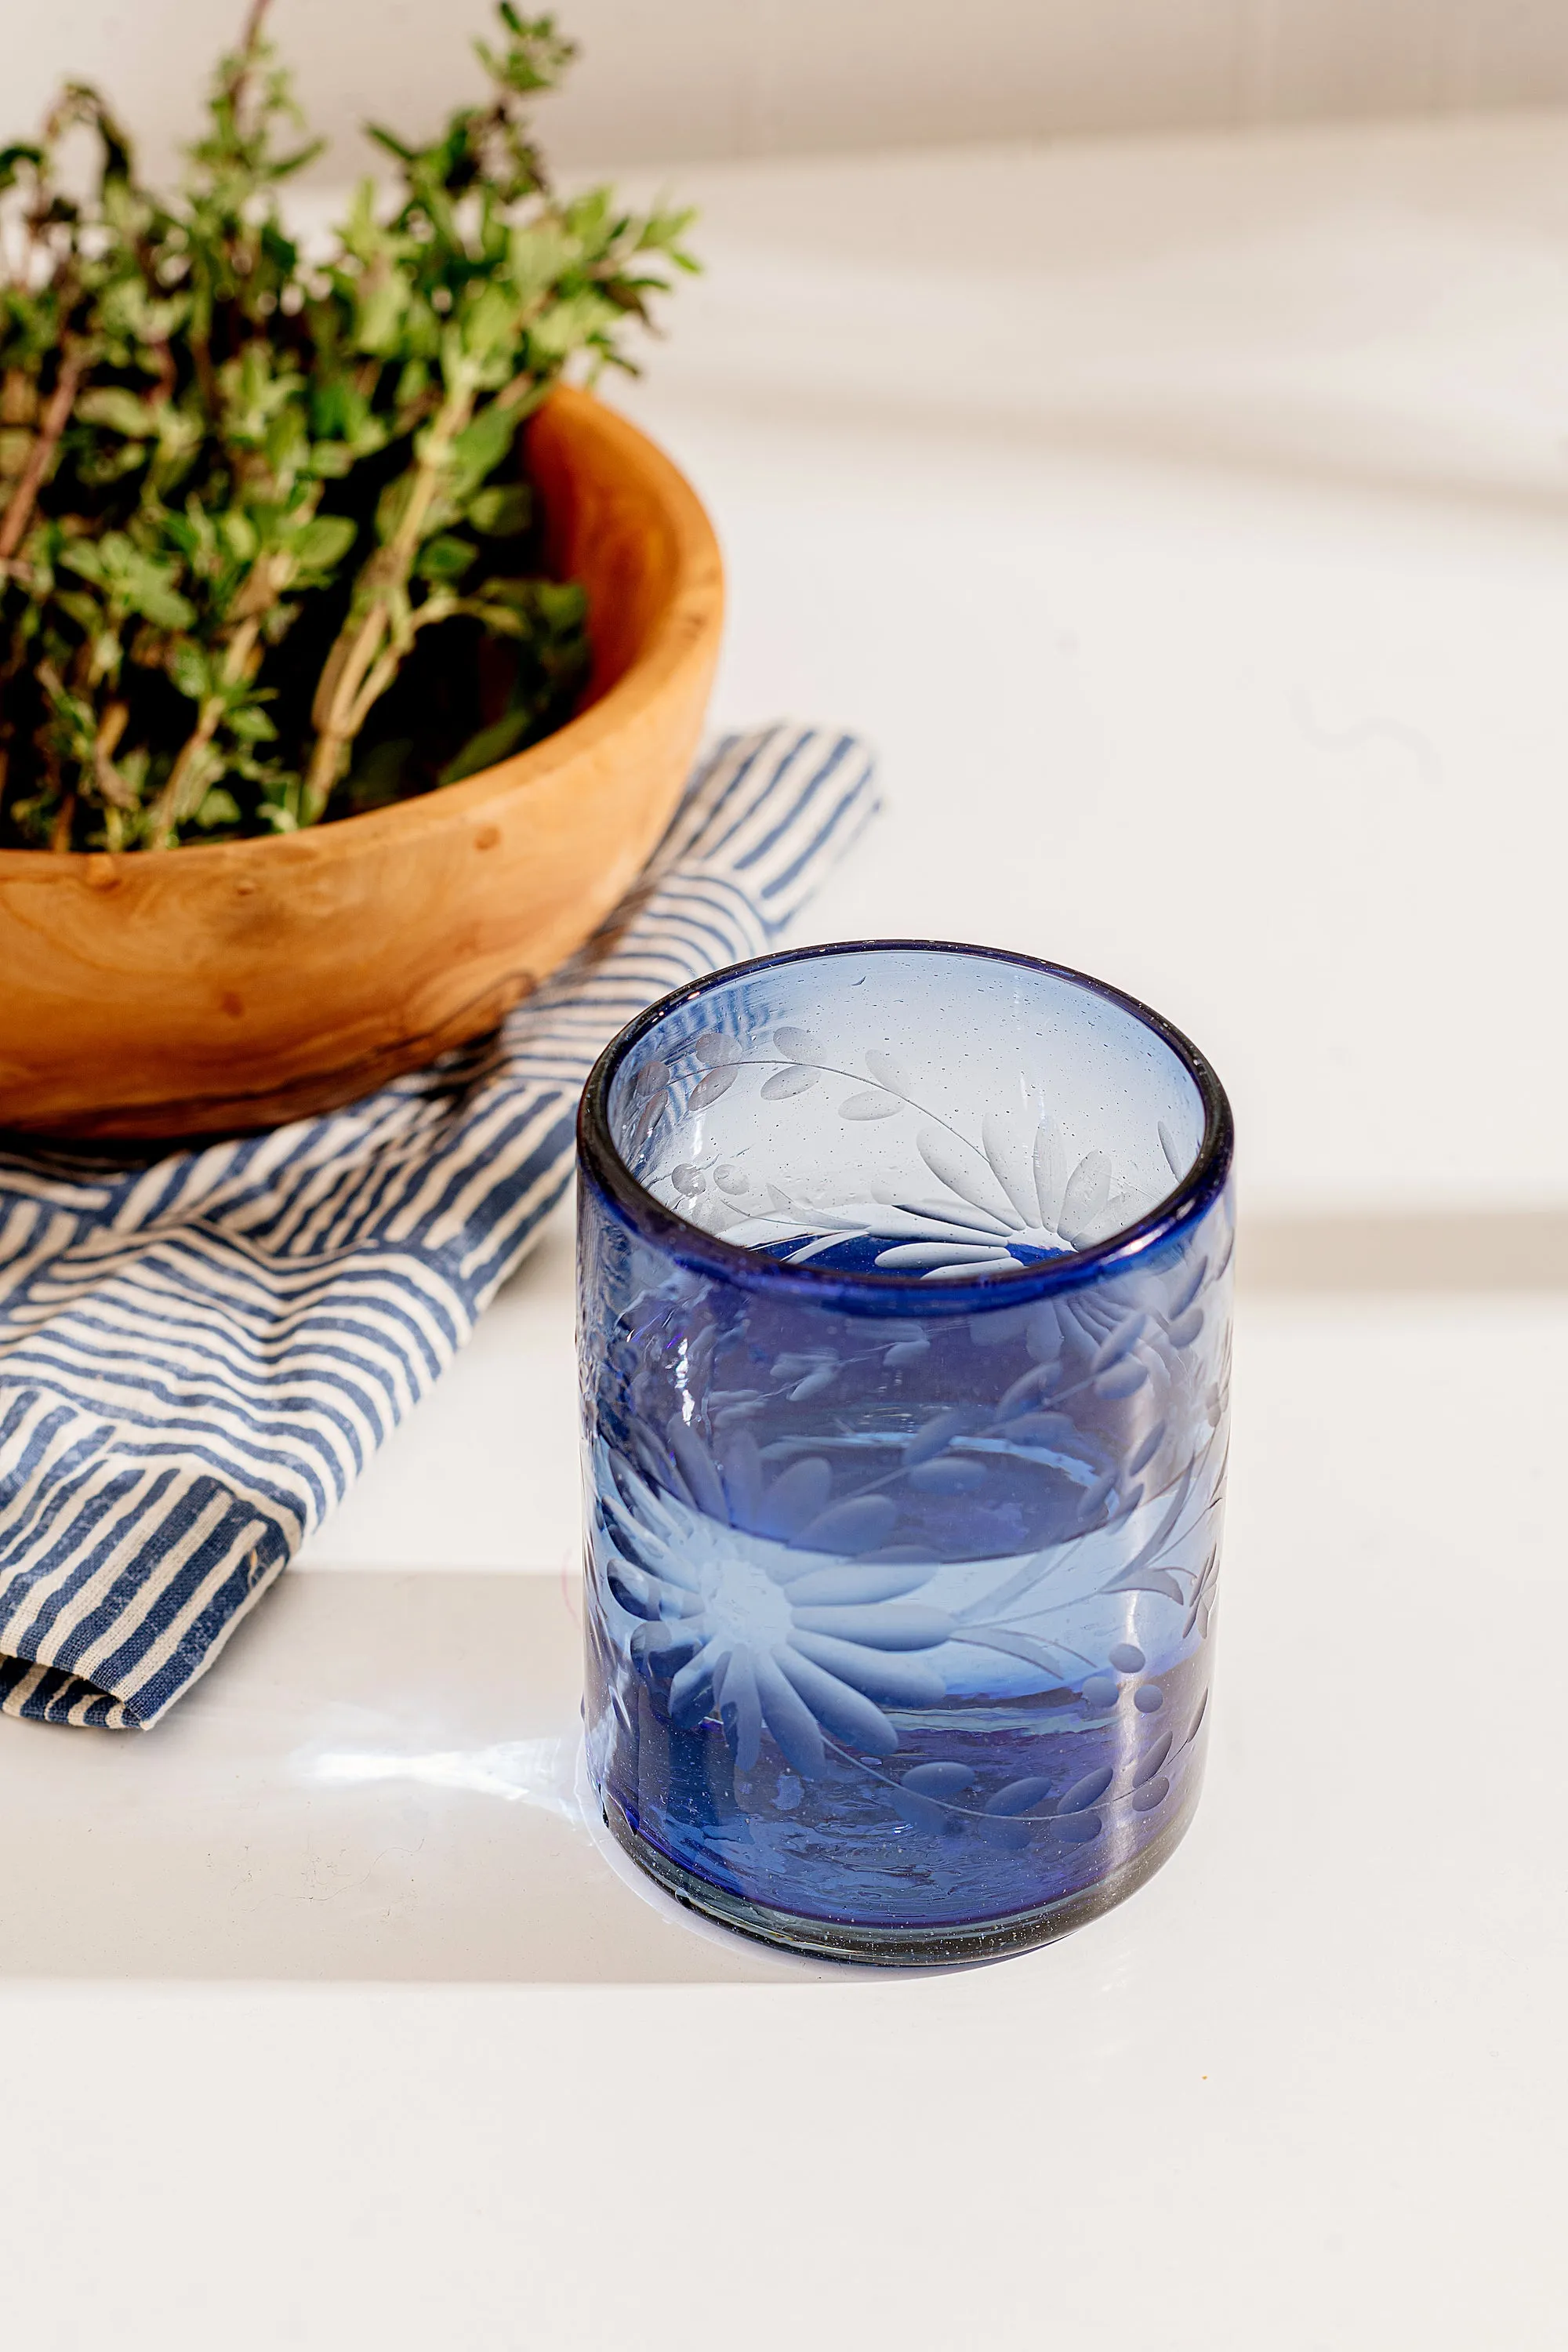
[0,1570,829,1984]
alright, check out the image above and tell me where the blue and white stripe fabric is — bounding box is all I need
[0,723,877,1730]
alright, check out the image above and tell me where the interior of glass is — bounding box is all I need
[605,948,1207,1279]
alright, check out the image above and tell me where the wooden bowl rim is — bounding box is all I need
[0,383,722,883]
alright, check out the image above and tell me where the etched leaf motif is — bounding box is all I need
[1056,1810,1103,1845]
[1025,1305,1065,1363]
[985,1775,1054,1817]
[1128,1421,1167,1475]
[760,1065,820,1099]
[903,1762,975,1798]
[979,1773,1054,1846]
[893,1761,974,1832]
[772,1026,822,1062]
[690,1031,742,1066]
[797,1494,899,1553]
[916,1125,1018,1221]
[1004,1408,1081,1449]
[753,1455,833,1538]
[875,1241,1000,1269]
[902,1407,976,1466]
[863,1048,916,1096]
[1033,1114,1065,1229]
[1076,1470,1116,1523]
[628,1090,668,1153]
[1055,1765,1114,1814]
[1211,1221,1236,1283]
[631,1057,670,1103]
[689,1065,740,1109]
[1090,1314,1147,1374]
[981,1109,1040,1225]
[666,1417,728,1515]
[1058,1150,1112,1243]
[1169,1254,1208,1318]
[839,1089,903,1120]
[1158,1120,1185,1176]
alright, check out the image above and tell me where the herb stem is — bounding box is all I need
[147,614,262,848]
[299,376,477,819]
[0,342,87,564]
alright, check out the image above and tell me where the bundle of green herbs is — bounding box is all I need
[0,0,694,852]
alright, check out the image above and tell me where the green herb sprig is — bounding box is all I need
[0,1,695,851]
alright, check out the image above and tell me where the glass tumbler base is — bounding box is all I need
[600,1790,1194,1968]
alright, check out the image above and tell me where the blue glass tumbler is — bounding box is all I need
[577,942,1234,1963]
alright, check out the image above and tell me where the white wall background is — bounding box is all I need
[6,0,1568,180]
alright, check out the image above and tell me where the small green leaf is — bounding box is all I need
[416,532,477,585]
[129,576,197,633]
[437,703,533,786]
[448,397,517,488]
[226,704,278,742]
[532,579,587,631]
[167,641,211,702]
[75,387,158,438]
[57,542,108,590]
[291,514,358,574]
[356,278,407,355]
[220,511,260,563]
[466,482,531,536]
[461,282,522,361]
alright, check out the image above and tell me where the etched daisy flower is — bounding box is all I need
[668,1030,1185,1280]
[716,1112,1157,1278]
[594,1452,953,1777]
[862,1112,1140,1278]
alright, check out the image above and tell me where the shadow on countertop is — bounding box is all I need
[0,1570,838,1987]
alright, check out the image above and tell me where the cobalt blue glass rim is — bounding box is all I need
[577,938,1235,1312]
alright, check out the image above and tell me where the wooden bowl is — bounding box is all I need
[0,385,724,1140]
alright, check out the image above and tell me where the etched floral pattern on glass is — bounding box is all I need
[579,943,1234,1961]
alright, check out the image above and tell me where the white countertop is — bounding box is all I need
[4,114,1566,2349]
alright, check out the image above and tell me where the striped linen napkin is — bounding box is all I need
[0,723,877,1730]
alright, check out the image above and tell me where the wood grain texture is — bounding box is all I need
[0,385,724,1138]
